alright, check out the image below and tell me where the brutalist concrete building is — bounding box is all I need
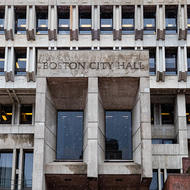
[0,0,190,190]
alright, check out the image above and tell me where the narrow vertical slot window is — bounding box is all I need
[15,48,27,75]
[15,7,26,34]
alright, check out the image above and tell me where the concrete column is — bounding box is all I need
[48,5,57,41]
[140,77,152,179]
[11,149,16,190]
[178,4,187,40]
[113,5,121,41]
[135,5,143,40]
[176,94,188,157]
[18,148,23,190]
[156,5,165,40]
[156,46,165,82]
[86,77,99,178]
[26,5,35,40]
[32,78,47,190]
[178,46,187,82]
[70,5,78,41]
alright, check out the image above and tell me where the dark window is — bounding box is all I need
[167,169,180,175]
[23,152,33,189]
[149,170,158,190]
[100,6,113,34]
[122,6,135,34]
[148,48,156,75]
[165,6,178,34]
[56,111,83,160]
[15,7,26,34]
[165,48,177,75]
[79,6,91,34]
[20,105,32,124]
[0,105,12,124]
[105,111,132,160]
[58,6,70,34]
[186,104,190,124]
[36,7,48,34]
[151,103,154,124]
[187,48,190,75]
[0,8,4,34]
[144,6,156,35]
[0,152,13,189]
[161,104,174,124]
[187,6,190,33]
[152,139,176,144]
[0,49,5,75]
[15,49,27,75]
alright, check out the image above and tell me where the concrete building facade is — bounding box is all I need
[0,0,189,190]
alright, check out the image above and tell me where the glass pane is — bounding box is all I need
[23,152,33,189]
[105,111,132,160]
[144,8,156,34]
[56,111,83,160]
[0,57,4,75]
[0,105,12,124]
[152,139,162,144]
[15,10,26,34]
[186,104,190,124]
[161,104,174,124]
[165,49,177,75]
[79,6,91,34]
[0,11,4,34]
[149,170,158,190]
[15,51,27,75]
[122,6,134,34]
[20,105,32,124]
[100,6,113,34]
[0,153,13,189]
[58,6,70,34]
[36,11,48,34]
[149,48,156,75]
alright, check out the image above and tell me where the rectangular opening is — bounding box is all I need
[100,6,113,34]
[15,48,27,75]
[0,152,13,189]
[15,7,26,34]
[58,6,70,34]
[122,6,135,34]
[0,48,5,75]
[165,5,178,34]
[56,111,83,160]
[23,151,33,189]
[188,6,190,33]
[0,104,12,124]
[0,7,4,34]
[20,104,32,124]
[105,111,132,160]
[187,48,190,75]
[149,170,158,190]
[36,7,48,35]
[161,104,174,124]
[165,47,177,75]
[79,6,91,34]
[152,139,177,144]
[143,6,156,35]
[186,104,190,124]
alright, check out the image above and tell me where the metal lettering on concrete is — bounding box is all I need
[37,50,149,77]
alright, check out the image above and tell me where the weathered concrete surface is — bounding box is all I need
[37,50,149,78]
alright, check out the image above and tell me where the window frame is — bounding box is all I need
[15,7,26,35]
[0,49,5,75]
[0,8,5,35]
[56,110,84,161]
[20,104,33,125]
[36,8,48,35]
[105,110,133,161]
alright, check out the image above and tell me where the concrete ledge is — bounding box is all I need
[45,162,87,174]
[152,144,180,155]
[0,125,34,134]
[99,162,141,175]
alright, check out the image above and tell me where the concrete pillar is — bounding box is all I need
[178,46,187,82]
[32,78,47,190]
[18,148,23,190]
[140,77,152,179]
[70,5,78,41]
[92,5,100,41]
[178,4,187,40]
[48,5,57,41]
[11,149,16,190]
[26,5,35,40]
[135,5,143,40]
[156,46,165,82]
[86,77,99,178]
[176,94,188,158]
[156,5,165,40]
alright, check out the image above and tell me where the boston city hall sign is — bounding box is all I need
[37,50,149,77]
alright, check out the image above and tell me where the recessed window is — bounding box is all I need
[149,170,158,190]
[0,152,13,189]
[15,48,27,75]
[152,139,176,144]
[122,6,135,34]
[23,152,33,189]
[105,111,132,160]
[0,49,5,75]
[58,6,70,34]
[36,7,48,35]
[79,6,91,34]
[0,8,4,34]
[165,48,177,75]
[165,6,178,34]
[145,47,156,75]
[15,7,26,34]
[188,6,190,33]
[0,105,12,124]
[56,111,83,160]
[187,48,190,75]
[161,104,174,124]
[143,6,156,35]
[100,6,113,34]
[20,105,32,124]
[186,104,190,124]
